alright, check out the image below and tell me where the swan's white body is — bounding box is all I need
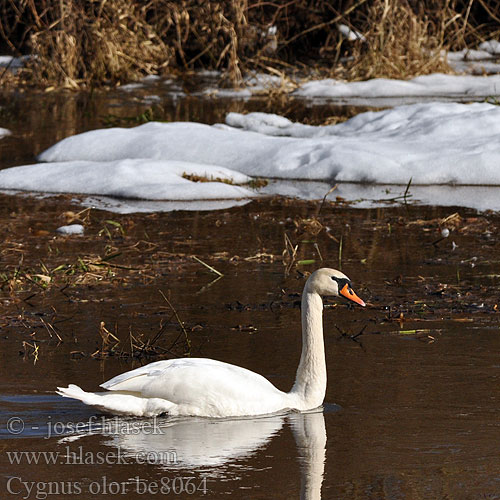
[57,268,365,417]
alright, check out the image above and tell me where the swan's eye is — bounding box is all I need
[331,277,352,291]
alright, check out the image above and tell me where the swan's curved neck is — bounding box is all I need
[290,290,326,408]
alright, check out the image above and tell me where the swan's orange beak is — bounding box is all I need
[340,283,366,307]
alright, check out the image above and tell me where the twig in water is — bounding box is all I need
[314,243,323,262]
[159,290,192,354]
[317,184,338,216]
[74,207,92,223]
[196,274,223,295]
[338,235,343,270]
[147,320,168,348]
[22,341,39,364]
[378,178,414,203]
[192,256,223,277]
[283,232,298,276]
[39,317,63,342]
[403,177,412,205]
[351,324,367,340]
[95,322,120,355]
[334,324,367,344]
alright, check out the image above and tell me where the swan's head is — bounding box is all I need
[305,268,365,306]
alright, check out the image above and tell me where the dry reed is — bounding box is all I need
[341,0,454,80]
[29,1,170,88]
[1,0,500,88]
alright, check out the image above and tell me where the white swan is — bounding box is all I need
[57,268,365,417]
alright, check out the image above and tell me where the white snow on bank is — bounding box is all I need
[203,73,294,98]
[108,54,500,103]
[479,40,500,55]
[293,42,500,99]
[118,74,161,91]
[2,101,500,212]
[294,73,500,99]
[0,55,31,71]
[445,40,500,74]
[36,102,500,186]
[0,128,11,139]
[0,159,254,200]
[338,24,366,42]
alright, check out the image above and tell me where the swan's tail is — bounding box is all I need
[57,384,92,402]
[56,384,174,417]
[56,384,118,413]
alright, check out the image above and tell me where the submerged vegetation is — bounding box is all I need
[1,0,500,88]
[2,194,499,365]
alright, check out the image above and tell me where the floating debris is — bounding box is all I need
[56,224,84,235]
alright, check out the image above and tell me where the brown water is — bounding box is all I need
[0,191,498,499]
[0,81,372,170]
[0,84,499,498]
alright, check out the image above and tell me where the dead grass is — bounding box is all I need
[341,0,453,80]
[182,172,268,188]
[28,1,170,88]
[182,173,235,185]
[2,1,500,88]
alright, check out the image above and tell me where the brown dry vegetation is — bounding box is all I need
[341,1,452,80]
[1,0,500,88]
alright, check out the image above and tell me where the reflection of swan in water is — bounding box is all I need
[102,410,327,498]
[289,411,327,500]
[106,413,286,469]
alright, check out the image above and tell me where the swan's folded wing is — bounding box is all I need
[100,358,286,411]
[100,359,178,391]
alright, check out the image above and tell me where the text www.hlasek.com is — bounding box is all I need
[7,446,177,466]
[6,475,208,498]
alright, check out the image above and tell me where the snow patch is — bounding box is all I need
[0,55,31,72]
[479,40,500,55]
[35,102,500,186]
[202,73,292,98]
[338,24,366,42]
[0,128,11,139]
[56,224,84,235]
[0,159,254,200]
[2,102,500,212]
[294,73,500,98]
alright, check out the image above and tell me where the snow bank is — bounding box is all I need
[104,62,500,102]
[0,159,254,200]
[198,71,500,101]
[447,48,500,75]
[0,128,11,139]
[202,73,293,98]
[294,73,500,99]
[37,102,500,186]
[3,101,500,212]
[478,40,500,55]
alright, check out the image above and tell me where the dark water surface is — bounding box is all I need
[0,79,375,170]
[0,192,497,499]
[0,84,498,499]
